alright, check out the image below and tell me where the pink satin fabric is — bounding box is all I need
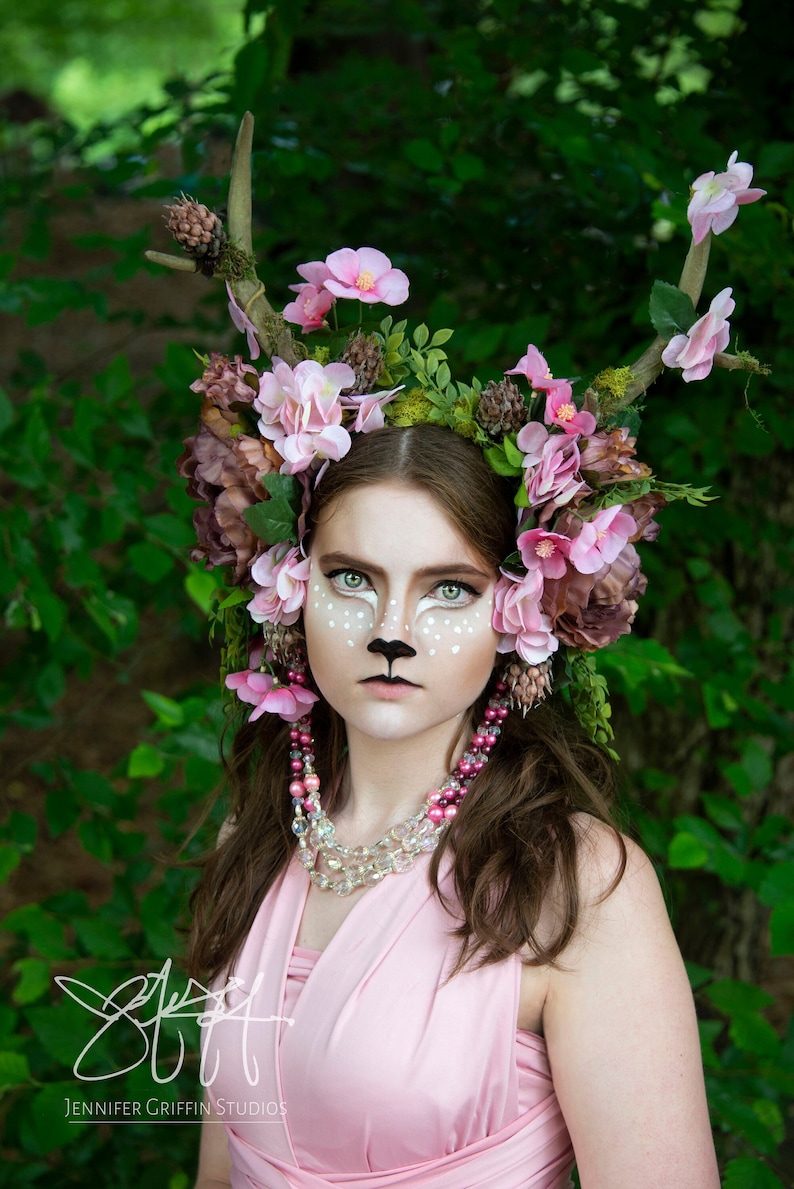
[202,852,574,1188]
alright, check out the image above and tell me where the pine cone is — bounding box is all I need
[340,332,385,396]
[503,658,552,714]
[165,195,227,264]
[476,379,526,439]
[262,622,306,667]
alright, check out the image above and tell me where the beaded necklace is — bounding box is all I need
[288,681,510,896]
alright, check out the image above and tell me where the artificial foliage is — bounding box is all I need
[0,1,792,1185]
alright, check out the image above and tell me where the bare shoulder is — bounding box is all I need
[569,812,665,927]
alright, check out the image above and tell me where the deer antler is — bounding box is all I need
[145,111,302,367]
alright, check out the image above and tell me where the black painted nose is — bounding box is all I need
[367,638,417,664]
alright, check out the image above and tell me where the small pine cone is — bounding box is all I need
[340,332,385,396]
[261,621,306,667]
[503,658,552,714]
[476,379,527,439]
[165,195,227,263]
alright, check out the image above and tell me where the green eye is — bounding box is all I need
[342,572,364,589]
[439,582,463,601]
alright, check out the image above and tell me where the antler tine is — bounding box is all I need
[227,112,301,367]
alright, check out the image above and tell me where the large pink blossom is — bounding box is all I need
[687,152,766,245]
[505,344,567,391]
[339,386,403,433]
[516,422,587,510]
[661,287,735,383]
[568,505,637,575]
[544,384,596,437]
[225,670,318,722]
[516,528,572,580]
[282,283,335,332]
[323,247,409,306]
[492,571,558,664]
[248,543,311,626]
[255,358,355,474]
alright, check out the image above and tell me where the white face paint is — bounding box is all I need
[302,482,501,746]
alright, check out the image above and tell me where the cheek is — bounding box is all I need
[415,596,497,660]
[305,571,376,656]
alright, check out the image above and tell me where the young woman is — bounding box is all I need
[188,425,720,1189]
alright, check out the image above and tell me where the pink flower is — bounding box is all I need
[255,358,355,474]
[248,544,311,626]
[516,529,572,579]
[568,505,638,575]
[544,384,596,437]
[294,260,332,288]
[282,283,335,332]
[516,422,587,509]
[492,571,558,664]
[687,151,766,245]
[225,669,318,722]
[505,345,568,391]
[339,386,403,433]
[661,287,735,383]
[323,247,409,306]
[226,283,261,360]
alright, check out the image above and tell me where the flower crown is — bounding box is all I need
[149,118,767,757]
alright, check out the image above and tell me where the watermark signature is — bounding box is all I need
[64,1097,287,1123]
[54,959,291,1087]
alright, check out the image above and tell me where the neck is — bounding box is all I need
[332,718,470,841]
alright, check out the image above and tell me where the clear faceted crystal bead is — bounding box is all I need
[419,831,441,852]
[347,863,365,882]
[335,879,354,897]
[325,854,343,871]
[364,870,383,887]
[391,850,414,873]
[313,818,334,840]
[374,852,394,874]
[291,818,308,836]
[401,836,421,856]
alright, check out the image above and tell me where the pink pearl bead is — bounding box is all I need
[427,805,445,823]
[293,672,306,685]
[471,734,485,748]
[495,680,507,692]
[485,733,497,746]
[496,705,509,719]
[444,805,458,820]
[299,732,312,745]
[290,759,303,773]
[428,790,442,804]
[484,707,497,721]
[289,728,300,740]
[289,780,306,797]
[458,760,473,775]
[473,760,484,772]
[304,796,318,812]
[304,774,321,791]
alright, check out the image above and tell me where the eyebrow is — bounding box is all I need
[316,552,494,582]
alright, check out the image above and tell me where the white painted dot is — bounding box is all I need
[313,601,319,609]
[443,619,450,626]
[434,633,441,640]
[467,627,474,634]
[454,626,462,634]
[389,599,397,606]
[347,640,355,647]
[422,627,430,634]
[344,623,350,630]
[429,649,436,656]
[452,645,460,654]
[329,621,335,628]
[313,584,321,592]
[427,617,435,625]
[357,611,365,619]
[405,624,410,632]
[327,603,334,611]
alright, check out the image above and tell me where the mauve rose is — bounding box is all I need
[540,543,647,651]
[624,492,667,543]
[191,352,259,428]
[579,428,652,484]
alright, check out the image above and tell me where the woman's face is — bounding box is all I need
[303,482,501,748]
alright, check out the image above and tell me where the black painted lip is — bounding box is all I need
[361,674,418,686]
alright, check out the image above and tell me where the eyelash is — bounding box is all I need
[325,570,481,604]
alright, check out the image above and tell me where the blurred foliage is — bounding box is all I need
[0,0,792,1185]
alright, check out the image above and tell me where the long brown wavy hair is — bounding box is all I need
[186,425,625,982]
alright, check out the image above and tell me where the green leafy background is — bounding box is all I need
[0,0,792,1185]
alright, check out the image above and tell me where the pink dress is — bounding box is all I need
[202,851,574,1188]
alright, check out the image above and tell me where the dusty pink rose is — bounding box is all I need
[248,544,311,626]
[568,505,637,575]
[505,345,567,391]
[323,247,409,305]
[579,428,651,484]
[226,283,261,359]
[516,422,587,510]
[544,384,596,437]
[225,670,318,722]
[541,543,646,651]
[687,151,766,245]
[282,283,335,332]
[662,287,735,383]
[516,528,572,580]
[255,358,355,474]
[624,492,667,543]
[492,571,558,664]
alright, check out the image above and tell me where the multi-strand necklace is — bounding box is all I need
[288,680,510,896]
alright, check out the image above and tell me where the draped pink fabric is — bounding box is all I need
[202,852,574,1188]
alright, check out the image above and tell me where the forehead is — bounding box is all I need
[310,481,492,570]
